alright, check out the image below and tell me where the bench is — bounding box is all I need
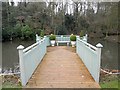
[56,36,70,46]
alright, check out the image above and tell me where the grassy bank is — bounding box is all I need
[2,81,22,88]
[100,80,120,88]
[0,75,22,89]
[100,74,120,89]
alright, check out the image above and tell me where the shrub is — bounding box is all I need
[70,35,76,41]
[49,34,56,40]
[40,30,44,37]
[21,25,32,39]
[80,30,85,37]
[14,23,22,37]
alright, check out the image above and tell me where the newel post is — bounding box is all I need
[76,36,79,45]
[83,34,88,42]
[17,45,26,86]
[85,34,88,42]
[44,36,47,45]
[43,36,47,53]
[36,34,40,42]
[96,43,103,83]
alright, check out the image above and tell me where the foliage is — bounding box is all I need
[40,29,44,37]
[2,2,119,41]
[70,35,76,41]
[49,34,56,40]
[57,25,67,35]
[80,30,85,37]
[80,17,89,30]
[14,23,22,37]
[65,14,75,33]
[21,25,33,39]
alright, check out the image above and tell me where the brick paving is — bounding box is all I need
[26,46,100,88]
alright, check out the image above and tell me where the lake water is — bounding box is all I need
[88,38,119,70]
[1,38,119,73]
[1,39,35,73]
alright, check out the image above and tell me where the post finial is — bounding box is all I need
[96,43,103,48]
[17,45,24,50]
[36,34,38,36]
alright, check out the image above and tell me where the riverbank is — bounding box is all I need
[89,33,119,43]
[100,70,120,88]
[1,75,22,88]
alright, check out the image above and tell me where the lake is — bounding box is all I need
[88,38,119,70]
[1,38,119,73]
[1,39,35,73]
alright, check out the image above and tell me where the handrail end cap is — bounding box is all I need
[96,43,103,48]
[17,45,24,50]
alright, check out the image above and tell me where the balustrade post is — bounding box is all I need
[17,45,26,86]
[44,36,47,53]
[44,36,47,46]
[85,34,88,42]
[76,36,79,53]
[36,34,40,42]
[96,43,103,83]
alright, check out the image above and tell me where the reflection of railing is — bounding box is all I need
[76,37,103,83]
[17,37,47,86]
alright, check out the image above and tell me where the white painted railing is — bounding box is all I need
[76,37,103,83]
[36,35,50,46]
[56,36,70,41]
[36,35,87,46]
[17,37,47,86]
[56,35,70,46]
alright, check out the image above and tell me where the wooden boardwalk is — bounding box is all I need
[26,46,100,88]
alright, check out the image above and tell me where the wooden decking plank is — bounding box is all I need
[26,46,100,88]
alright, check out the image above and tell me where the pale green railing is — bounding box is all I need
[17,36,47,86]
[17,34,102,86]
[76,37,103,83]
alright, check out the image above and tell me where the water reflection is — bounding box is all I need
[88,38,119,70]
[2,39,35,74]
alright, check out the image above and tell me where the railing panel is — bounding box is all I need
[76,38,103,83]
[56,37,70,41]
[45,36,50,46]
[17,38,47,86]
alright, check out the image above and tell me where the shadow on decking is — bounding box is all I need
[26,46,100,88]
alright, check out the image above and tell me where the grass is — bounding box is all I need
[100,80,120,89]
[2,82,22,88]
[0,75,22,89]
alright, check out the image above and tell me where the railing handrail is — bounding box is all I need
[23,42,39,53]
[77,38,97,51]
[23,37,46,53]
[56,37,70,41]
